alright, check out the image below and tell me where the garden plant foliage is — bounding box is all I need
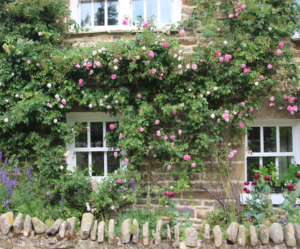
[0,0,300,220]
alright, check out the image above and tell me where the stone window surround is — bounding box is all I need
[69,0,183,32]
[66,112,125,180]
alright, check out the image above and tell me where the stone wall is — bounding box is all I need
[1,211,300,249]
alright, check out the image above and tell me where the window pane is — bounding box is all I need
[160,0,172,23]
[280,127,293,152]
[81,0,92,26]
[264,127,276,152]
[133,0,144,22]
[108,0,118,25]
[146,0,157,23]
[75,122,87,148]
[91,152,104,176]
[94,0,105,26]
[76,152,89,174]
[91,122,103,147]
[247,157,259,181]
[248,127,260,152]
[107,151,119,174]
[279,156,292,177]
[105,122,119,147]
[263,157,275,170]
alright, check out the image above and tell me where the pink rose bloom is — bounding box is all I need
[147,61,150,64]
[155,120,160,125]
[179,29,185,36]
[75,63,81,68]
[170,135,175,140]
[97,63,102,68]
[267,64,272,69]
[140,127,144,132]
[109,124,115,130]
[167,165,171,169]
[240,123,244,128]
[234,1,238,5]
[124,158,129,163]
[293,106,298,112]
[269,103,275,107]
[159,77,162,80]
[115,100,119,104]
[117,179,122,183]
[222,114,229,119]
[270,96,274,101]
[78,79,83,86]
[157,131,161,136]
[232,150,237,155]
[119,133,123,138]
[137,93,142,98]
[191,163,196,167]
[284,94,288,99]
[181,103,185,107]
[111,206,115,210]
[228,153,234,158]
[224,54,232,63]
[259,75,264,80]
[149,51,154,57]
[152,69,156,74]
[61,99,67,105]
[238,113,243,117]
[172,110,176,114]
[241,4,246,9]
[287,105,292,111]
[114,152,118,157]
[242,64,246,68]
[164,42,169,48]
[164,135,168,141]
[192,64,197,70]
[288,97,295,104]
[236,7,241,12]
[122,19,128,25]
[111,74,117,79]
[228,14,234,18]
[219,57,224,62]
[215,51,221,56]
[235,13,239,17]
[178,129,182,135]
[53,119,57,123]
[170,142,174,146]
[279,42,284,47]
[249,108,254,113]
[184,155,191,161]
[148,146,152,150]
[243,68,249,73]
[86,61,92,69]
[144,22,149,28]
[276,49,282,55]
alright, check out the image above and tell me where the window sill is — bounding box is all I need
[240,193,300,205]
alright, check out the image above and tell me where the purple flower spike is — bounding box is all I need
[4,157,8,165]
[184,205,188,211]
[131,178,135,190]
[14,167,18,175]
[0,151,2,161]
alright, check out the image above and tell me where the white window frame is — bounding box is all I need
[66,112,124,180]
[69,0,182,31]
[241,119,300,205]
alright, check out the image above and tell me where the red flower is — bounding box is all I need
[287,184,295,191]
[243,187,248,192]
[244,181,250,185]
[164,191,175,198]
[254,173,260,179]
[266,215,270,218]
[251,181,257,186]
[296,173,300,179]
[249,219,253,222]
[264,176,271,181]
[246,190,251,194]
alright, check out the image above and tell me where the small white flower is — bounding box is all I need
[254,82,259,86]
[49,104,53,108]
[99,100,104,106]
[53,119,58,123]
[214,87,218,91]
[178,56,182,61]
[88,103,93,108]
[174,54,177,58]
[211,113,215,119]
[107,105,111,109]
[15,94,19,98]
[98,49,102,53]
[200,94,203,98]
[189,89,192,91]
[223,41,228,45]
[207,91,211,95]
[4,118,8,123]
[179,50,183,54]
[47,83,51,88]
[104,95,108,99]
[101,47,106,51]
[153,154,157,158]
[92,50,97,55]
[178,70,183,75]
[18,51,21,54]
[84,59,88,63]
[217,118,220,123]
[55,94,59,99]
[5,99,8,103]
[59,104,64,109]
[217,28,220,31]
[60,165,64,170]
[82,91,84,94]
[268,27,272,31]
[154,41,158,45]
[178,64,182,69]
[170,186,174,190]
[89,70,94,75]
[114,65,118,70]
[142,47,146,50]
[225,119,229,122]
[136,55,140,60]
[186,64,190,69]
[64,55,67,59]
[233,111,237,115]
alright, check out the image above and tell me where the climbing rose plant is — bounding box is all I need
[0,0,299,215]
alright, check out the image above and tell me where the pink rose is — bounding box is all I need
[287,105,292,111]
[75,63,81,68]
[228,153,234,158]
[114,152,118,157]
[191,163,196,167]
[243,68,249,73]
[170,142,174,146]
[270,96,274,101]
[86,61,92,69]
[111,206,115,210]
[111,74,116,79]
[119,133,123,138]
[279,42,284,47]
[241,4,246,9]
[224,54,232,63]
[267,64,272,69]
[124,158,129,163]
[240,123,244,128]
[170,135,175,140]
[222,114,229,119]
[117,179,122,184]
[284,94,288,99]
[61,99,67,105]
[109,124,115,130]
[78,79,83,86]
[172,110,176,114]
[276,49,282,55]
[152,69,156,74]
[229,14,234,18]
[122,19,128,25]
[149,51,154,57]
[144,22,149,28]
[148,146,152,150]
[178,129,182,135]
[234,1,238,5]
[157,131,161,136]
[235,13,239,17]
[192,64,197,70]
[155,120,160,125]
[293,106,298,112]
[219,57,224,62]
[259,75,264,80]
[269,103,275,107]
[140,127,144,132]
[179,29,185,36]
[249,108,253,113]
[164,135,168,141]
[167,165,171,169]
[242,64,246,68]
[164,42,169,48]
[137,93,142,98]
[184,155,191,161]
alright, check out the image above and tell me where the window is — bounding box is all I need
[245,120,300,182]
[66,112,122,178]
[69,0,182,30]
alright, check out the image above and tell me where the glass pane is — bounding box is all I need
[279,156,292,177]
[75,122,87,148]
[146,0,157,23]
[91,122,103,147]
[105,122,119,148]
[264,127,276,152]
[76,152,89,175]
[107,151,119,174]
[248,127,260,152]
[91,152,104,176]
[247,157,259,181]
[108,0,118,25]
[94,0,105,26]
[133,0,144,22]
[81,0,92,26]
[160,0,172,23]
[280,127,293,152]
[263,157,276,172]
